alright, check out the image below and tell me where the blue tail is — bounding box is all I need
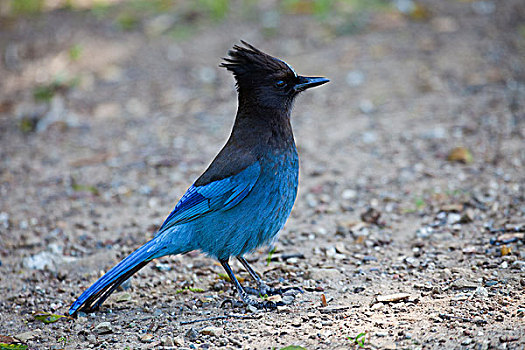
[69,237,173,316]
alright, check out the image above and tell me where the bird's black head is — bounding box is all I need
[221,41,329,111]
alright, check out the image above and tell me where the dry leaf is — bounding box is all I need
[355,236,366,244]
[501,245,511,256]
[409,3,431,21]
[320,294,328,307]
[0,336,17,344]
[447,147,473,163]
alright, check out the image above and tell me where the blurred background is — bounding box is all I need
[0,0,524,349]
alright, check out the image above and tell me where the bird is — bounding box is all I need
[68,41,329,316]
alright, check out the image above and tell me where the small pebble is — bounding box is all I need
[247,305,259,313]
[200,326,224,337]
[282,295,295,305]
[185,328,198,340]
[359,99,375,114]
[15,330,40,342]
[291,318,302,327]
[341,189,357,199]
[161,336,174,347]
[371,303,383,311]
[346,70,365,87]
[461,338,473,345]
[115,292,132,302]
[475,286,489,297]
[485,280,498,287]
[94,322,113,335]
[139,334,154,343]
[405,257,420,268]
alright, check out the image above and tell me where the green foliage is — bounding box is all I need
[217,272,230,282]
[57,336,68,347]
[279,346,307,350]
[33,85,56,102]
[0,344,28,350]
[281,0,393,36]
[91,1,112,19]
[312,0,333,18]
[175,286,205,294]
[6,0,397,42]
[33,76,80,102]
[18,115,39,133]
[116,13,140,31]
[344,0,391,12]
[10,0,44,15]
[266,246,276,266]
[71,183,99,195]
[168,25,196,41]
[282,0,390,18]
[402,196,426,213]
[69,44,83,61]
[414,196,425,210]
[347,332,367,348]
[128,0,173,14]
[33,311,69,324]
[197,0,230,20]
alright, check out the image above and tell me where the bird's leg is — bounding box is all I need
[219,259,278,310]
[236,257,272,296]
[236,257,303,297]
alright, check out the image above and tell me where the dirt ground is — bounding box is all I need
[0,1,524,349]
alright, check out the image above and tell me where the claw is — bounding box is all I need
[220,258,299,311]
[220,298,244,309]
[245,299,278,310]
[243,284,304,297]
[222,295,280,310]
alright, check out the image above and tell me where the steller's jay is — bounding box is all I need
[69,41,329,316]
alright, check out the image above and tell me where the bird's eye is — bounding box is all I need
[275,80,286,88]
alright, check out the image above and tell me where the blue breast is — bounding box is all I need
[189,147,299,260]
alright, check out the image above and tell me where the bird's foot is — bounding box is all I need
[220,295,282,310]
[244,284,303,297]
[244,297,281,310]
[220,298,244,309]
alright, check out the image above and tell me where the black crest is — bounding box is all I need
[221,41,295,82]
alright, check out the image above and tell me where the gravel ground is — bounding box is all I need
[0,1,524,349]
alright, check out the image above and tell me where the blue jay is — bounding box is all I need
[69,41,329,315]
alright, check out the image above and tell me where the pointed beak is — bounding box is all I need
[294,76,330,92]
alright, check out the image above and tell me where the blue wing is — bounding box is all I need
[158,162,261,232]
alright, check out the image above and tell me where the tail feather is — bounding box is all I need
[69,239,158,316]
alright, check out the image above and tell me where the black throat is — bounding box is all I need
[232,91,296,152]
[193,94,296,187]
